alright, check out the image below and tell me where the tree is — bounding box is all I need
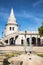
[38,23,43,37]
[3,58,10,65]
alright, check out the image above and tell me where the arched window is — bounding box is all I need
[10,38,15,45]
[21,39,24,45]
[10,27,11,30]
[9,27,14,30]
[27,38,29,45]
[37,38,41,46]
[5,40,8,44]
[13,27,14,30]
[32,37,36,46]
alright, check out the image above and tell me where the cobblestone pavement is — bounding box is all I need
[8,54,43,65]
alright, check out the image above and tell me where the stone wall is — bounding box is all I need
[0,46,43,53]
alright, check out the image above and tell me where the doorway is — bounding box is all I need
[32,37,36,46]
[27,38,29,45]
[10,38,15,45]
[37,38,41,46]
[21,39,24,45]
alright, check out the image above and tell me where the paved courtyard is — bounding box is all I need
[8,53,43,65]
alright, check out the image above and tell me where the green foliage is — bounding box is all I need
[3,58,10,65]
[38,23,43,36]
[5,52,16,58]
[3,52,17,65]
[37,53,43,57]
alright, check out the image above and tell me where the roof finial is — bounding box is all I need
[7,8,17,24]
[11,8,14,15]
[9,8,16,20]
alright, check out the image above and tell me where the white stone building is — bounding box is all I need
[1,8,43,46]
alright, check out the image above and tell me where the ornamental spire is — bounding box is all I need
[10,8,15,17]
[8,8,17,24]
[9,8,16,21]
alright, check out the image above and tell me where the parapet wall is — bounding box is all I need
[0,46,43,53]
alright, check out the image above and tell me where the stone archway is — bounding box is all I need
[21,39,24,46]
[10,37,15,45]
[40,37,43,46]
[27,38,29,45]
[5,40,8,44]
[37,38,41,46]
[15,35,18,40]
[32,37,36,46]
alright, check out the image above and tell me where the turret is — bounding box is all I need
[4,8,18,36]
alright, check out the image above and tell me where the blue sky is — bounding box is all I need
[0,0,43,38]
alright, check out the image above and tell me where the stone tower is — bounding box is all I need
[4,8,18,36]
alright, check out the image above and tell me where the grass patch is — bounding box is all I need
[37,53,43,57]
[5,53,16,58]
[4,51,23,58]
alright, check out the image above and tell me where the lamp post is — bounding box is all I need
[29,36,33,54]
[24,30,27,53]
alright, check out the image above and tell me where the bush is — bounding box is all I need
[5,53,14,58]
[3,58,10,65]
[37,53,43,57]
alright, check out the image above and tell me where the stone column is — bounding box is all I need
[36,35,38,46]
[40,38,42,45]
[24,30,27,53]
[36,38,37,46]
[29,35,33,53]
[14,37,15,45]
[40,36,43,45]
[29,37,32,46]
[8,39,10,45]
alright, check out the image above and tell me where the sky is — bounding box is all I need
[0,0,43,38]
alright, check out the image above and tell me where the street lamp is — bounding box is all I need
[24,30,27,53]
[29,36,33,54]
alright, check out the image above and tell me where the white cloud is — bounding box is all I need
[34,17,43,22]
[33,0,43,7]
[16,10,33,18]
[0,11,9,23]
[0,12,9,19]
[16,10,43,23]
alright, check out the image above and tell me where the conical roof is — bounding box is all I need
[7,8,17,25]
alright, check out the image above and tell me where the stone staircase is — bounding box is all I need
[0,54,6,65]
